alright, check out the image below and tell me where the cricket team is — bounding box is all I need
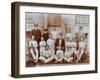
[27,24,89,64]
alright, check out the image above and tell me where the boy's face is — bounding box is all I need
[59,34,63,39]
[44,31,47,33]
[34,26,38,30]
[58,46,61,50]
[45,46,49,50]
[49,34,52,38]
[41,37,44,41]
[31,36,35,40]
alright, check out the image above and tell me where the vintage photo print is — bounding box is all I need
[25,12,90,67]
[11,2,97,76]
[11,1,98,77]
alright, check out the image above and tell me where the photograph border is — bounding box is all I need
[11,2,98,78]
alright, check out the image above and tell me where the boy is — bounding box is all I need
[31,24,41,44]
[77,26,85,42]
[39,45,54,64]
[77,38,86,62]
[64,40,74,63]
[43,29,49,41]
[51,28,58,41]
[54,46,64,63]
[71,39,79,63]
[47,34,55,49]
[39,37,46,56]
[29,35,39,63]
[55,33,65,52]
[65,38,79,63]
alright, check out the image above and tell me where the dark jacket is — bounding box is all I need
[55,38,65,52]
[31,29,41,42]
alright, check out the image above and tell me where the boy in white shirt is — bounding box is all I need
[77,38,86,62]
[39,45,54,64]
[64,39,75,63]
[64,48,73,63]
[65,38,79,63]
[47,34,55,49]
[78,26,85,41]
[39,37,46,56]
[71,39,79,63]
[71,38,77,54]
[51,28,58,41]
[54,46,63,63]
[29,35,39,63]
[66,28,72,41]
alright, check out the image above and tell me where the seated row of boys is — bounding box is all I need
[28,32,87,64]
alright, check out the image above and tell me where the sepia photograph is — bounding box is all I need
[25,13,90,67]
[11,2,97,77]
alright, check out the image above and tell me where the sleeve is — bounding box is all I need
[29,41,32,48]
[55,39,58,48]
[31,29,34,36]
[56,50,58,55]
[39,30,41,36]
[39,42,41,47]
[47,40,49,45]
[44,41,46,46]
[34,41,38,48]
[63,39,65,47]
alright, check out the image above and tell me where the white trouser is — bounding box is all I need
[54,55,63,62]
[77,49,84,61]
[29,48,38,61]
[40,47,45,56]
[64,57,73,62]
[39,56,54,63]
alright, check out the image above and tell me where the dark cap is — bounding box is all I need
[34,24,38,27]
[79,26,83,29]
[60,33,63,35]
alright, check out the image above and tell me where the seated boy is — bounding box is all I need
[29,35,39,63]
[39,37,46,56]
[54,46,64,63]
[77,38,86,62]
[64,47,73,63]
[65,39,79,63]
[39,45,54,64]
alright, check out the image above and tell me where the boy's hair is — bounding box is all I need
[79,26,83,30]
[34,24,38,27]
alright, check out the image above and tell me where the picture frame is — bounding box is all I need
[11,2,98,78]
